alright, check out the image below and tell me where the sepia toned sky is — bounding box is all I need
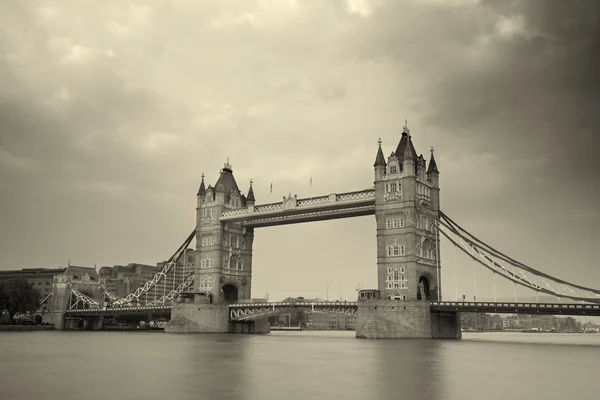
[1,0,598,301]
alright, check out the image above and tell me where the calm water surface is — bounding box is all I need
[1,331,598,400]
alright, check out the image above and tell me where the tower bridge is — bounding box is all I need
[41,122,600,338]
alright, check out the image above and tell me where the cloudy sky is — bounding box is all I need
[1,0,598,301]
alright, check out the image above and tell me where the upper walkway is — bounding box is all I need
[219,189,375,227]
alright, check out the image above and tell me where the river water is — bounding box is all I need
[0,331,598,400]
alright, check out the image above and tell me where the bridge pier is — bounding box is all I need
[430,310,461,339]
[229,317,270,334]
[166,302,271,334]
[43,311,66,330]
[165,303,230,333]
[356,300,461,339]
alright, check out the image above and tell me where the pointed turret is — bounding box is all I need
[374,138,386,181]
[427,146,440,211]
[213,158,240,204]
[197,173,206,197]
[247,179,255,203]
[374,139,387,168]
[401,123,416,177]
[395,120,418,165]
[427,147,439,175]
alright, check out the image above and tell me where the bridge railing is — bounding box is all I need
[296,195,330,207]
[65,305,173,313]
[253,202,284,213]
[229,301,358,308]
[335,189,375,202]
[430,301,600,310]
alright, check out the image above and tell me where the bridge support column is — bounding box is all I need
[165,303,229,333]
[229,317,271,334]
[356,300,461,339]
[43,311,66,330]
[431,311,461,339]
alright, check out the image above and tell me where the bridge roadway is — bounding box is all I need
[430,301,600,316]
[63,301,600,320]
[64,305,172,320]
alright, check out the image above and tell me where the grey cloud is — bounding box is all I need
[0,0,598,300]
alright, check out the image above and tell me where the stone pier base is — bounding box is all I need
[229,316,271,334]
[43,311,66,330]
[431,310,462,339]
[356,300,461,339]
[165,303,271,334]
[165,303,230,333]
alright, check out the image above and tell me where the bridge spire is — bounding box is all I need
[197,173,206,196]
[374,138,387,168]
[224,158,232,172]
[395,119,418,165]
[427,147,439,175]
[247,179,255,203]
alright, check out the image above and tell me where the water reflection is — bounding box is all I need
[373,339,441,400]
[178,334,251,400]
[0,331,598,400]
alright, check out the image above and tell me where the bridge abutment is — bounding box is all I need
[356,300,460,339]
[165,303,230,333]
[166,302,271,334]
[431,310,461,339]
[229,317,271,334]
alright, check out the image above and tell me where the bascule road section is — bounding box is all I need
[43,122,600,338]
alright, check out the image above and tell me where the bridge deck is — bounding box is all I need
[430,301,600,316]
[64,306,172,318]
[229,301,358,321]
[62,301,600,319]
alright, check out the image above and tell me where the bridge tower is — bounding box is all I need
[357,122,458,339]
[374,122,441,301]
[195,160,255,303]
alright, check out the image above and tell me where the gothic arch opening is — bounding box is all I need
[222,284,238,303]
[417,276,431,301]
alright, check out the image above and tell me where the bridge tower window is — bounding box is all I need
[387,245,405,256]
[386,267,408,290]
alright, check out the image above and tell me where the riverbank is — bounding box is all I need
[0,325,55,331]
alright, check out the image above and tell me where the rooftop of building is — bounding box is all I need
[376,121,439,174]
[280,296,327,303]
[0,268,67,277]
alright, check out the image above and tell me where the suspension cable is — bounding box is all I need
[453,244,458,301]
[472,257,477,302]
[434,214,600,303]
[440,211,600,295]
[419,205,600,302]
[493,272,497,302]
[113,229,196,306]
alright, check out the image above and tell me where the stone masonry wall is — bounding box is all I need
[356,300,432,339]
[165,303,229,333]
[431,311,462,339]
[229,316,270,334]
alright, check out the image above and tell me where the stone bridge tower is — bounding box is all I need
[195,160,255,303]
[373,122,441,302]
